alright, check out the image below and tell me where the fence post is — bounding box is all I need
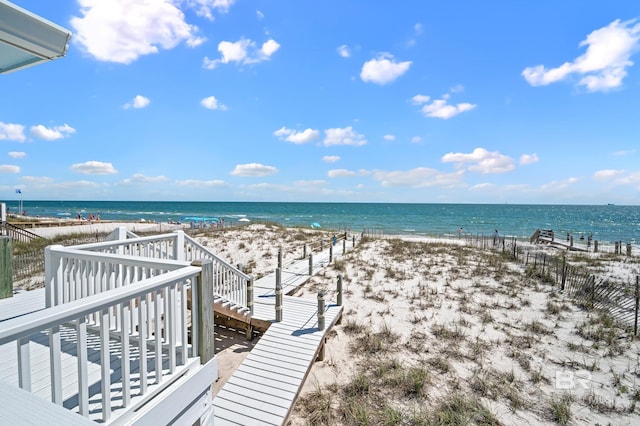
[247,276,254,315]
[0,236,11,300]
[561,254,566,291]
[308,254,313,275]
[627,243,632,257]
[321,239,324,251]
[275,268,283,322]
[278,247,283,269]
[337,275,343,306]
[192,259,215,364]
[634,276,639,336]
[329,244,333,263]
[343,238,346,254]
[303,243,307,259]
[594,240,599,253]
[317,291,325,330]
[353,235,356,247]
[590,276,596,309]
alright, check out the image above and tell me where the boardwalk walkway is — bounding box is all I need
[212,240,348,425]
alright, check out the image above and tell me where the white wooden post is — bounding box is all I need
[275,268,283,322]
[174,230,185,261]
[317,291,325,330]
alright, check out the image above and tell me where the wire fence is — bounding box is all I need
[462,235,640,336]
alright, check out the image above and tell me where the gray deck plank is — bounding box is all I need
[214,396,283,425]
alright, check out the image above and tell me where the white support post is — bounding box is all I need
[174,230,185,261]
[49,325,62,404]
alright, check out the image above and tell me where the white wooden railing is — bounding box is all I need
[0,266,205,423]
[46,229,253,314]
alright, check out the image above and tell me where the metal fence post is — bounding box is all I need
[278,247,283,269]
[275,268,282,322]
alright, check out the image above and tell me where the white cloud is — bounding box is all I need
[124,95,150,109]
[522,19,640,92]
[593,169,626,181]
[413,96,476,119]
[450,84,464,93]
[612,149,636,156]
[414,23,423,35]
[203,38,280,69]
[442,147,515,174]
[30,124,76,140]
[274,126,320,144]
[70,0,205,64]
[120,173,168,184]
[383,134,396,141]
[322,155,340,163]
[256,10,264,20]
[372,168,465,188]
[231,163,278,177]
[20,176,54,185]
[323,126,367,147]
[186,0,236,20]
[411,94,430,105]
[261,39,280,57]
[470,182,496,191]
[0,122,26,142]
[8,151,26,159]
[337,44,350,58]
[0,165,20,173]
[201,96,227,110]
[540,177,580,191]
[520,153,539,165]
[411,136,422,144]
[175,179,227,187]
[328,169,358,178]
[360,53,412,85]
[70,160,118,175]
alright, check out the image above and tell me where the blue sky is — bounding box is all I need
[1,0,639,204]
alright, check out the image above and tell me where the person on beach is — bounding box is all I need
[458,227,463,237]
[493,229,498,245]
[333,234,337,246]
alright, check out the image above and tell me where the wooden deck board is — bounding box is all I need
[214,396,284,425]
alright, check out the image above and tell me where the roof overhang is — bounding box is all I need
[0,0,71,74]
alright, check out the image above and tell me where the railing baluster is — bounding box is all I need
[168,283,176,373]
[100,308,111,422]
[49,325,62,404]
[121,302,131,407]
[138,295,148,395]
[17,336,31,391]
[76,316,89,417]
[154,290,163,384]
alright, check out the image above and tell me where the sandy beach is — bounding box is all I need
[193,224,640,425]
[12,222,640,424]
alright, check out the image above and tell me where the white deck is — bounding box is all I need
[0,234,352,425]
[0,288,197,423]
[213,240,347,425]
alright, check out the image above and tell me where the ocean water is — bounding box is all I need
[7,201,640,244]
